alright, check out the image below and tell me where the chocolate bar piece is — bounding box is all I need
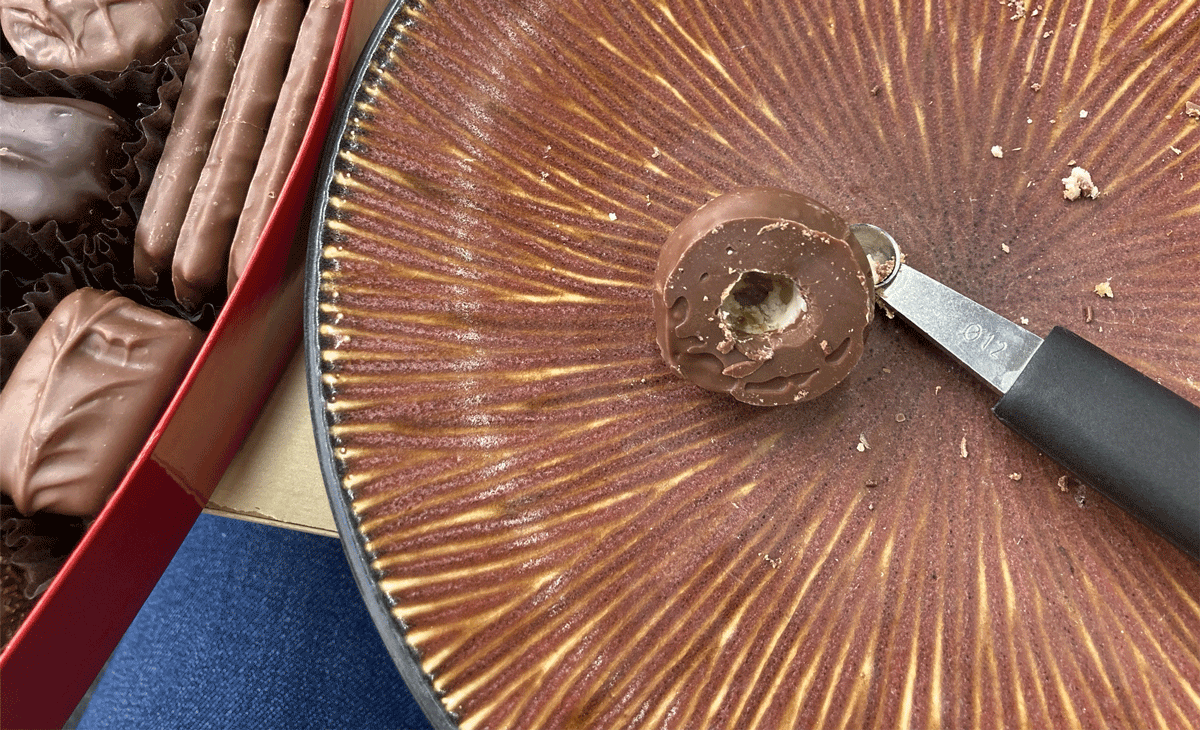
[171,0,304,308]
[0,96,130,225]
[653,188,874,406]
[227,0,346,290]
[0,0,184,74]
[133,0,257,287]
[0,289,203,516]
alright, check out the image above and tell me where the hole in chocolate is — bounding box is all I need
[699,272,709,282]
[824,336,851,363]
[744,374,806,395]
[718,271,805,336]
[669,296,689,324]
[679,352,726,378]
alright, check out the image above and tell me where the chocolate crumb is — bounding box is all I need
[895,413,906,423]
[1094,281,1114,298]
[873,259,895,283]
[1030,82,1041,92]
[1084,305,1094,323]
[1184,101,1199,119]
[1009,473,1022,481]
[1062,166,1100,200]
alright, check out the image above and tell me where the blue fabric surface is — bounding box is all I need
[77,513,433,730]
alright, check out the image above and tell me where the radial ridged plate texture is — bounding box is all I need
[313,1,1199,728]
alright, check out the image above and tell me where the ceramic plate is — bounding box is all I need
[306,2,1200,727]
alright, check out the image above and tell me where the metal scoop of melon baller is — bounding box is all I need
[849,223,1200,560]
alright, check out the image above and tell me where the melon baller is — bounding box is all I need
[849,224,1199,560]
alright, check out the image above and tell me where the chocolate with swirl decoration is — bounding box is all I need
[0,0,185,74]
[654,188,874,406]
[0,289,202,516]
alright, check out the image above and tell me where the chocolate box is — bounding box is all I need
[0,2,356,726]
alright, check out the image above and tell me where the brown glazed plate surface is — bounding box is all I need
[305,1,1199,728]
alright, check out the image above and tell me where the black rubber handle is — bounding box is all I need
[993,327,1200,559]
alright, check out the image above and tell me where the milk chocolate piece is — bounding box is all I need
[654,188,874,406]
[134,0,256,287]
[227,0,346,291]
[171,0,304,308]
[0,0,184,74]
[0,96,130,225]
[0,289,203,516]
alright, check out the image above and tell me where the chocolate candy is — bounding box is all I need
[227,0,346,290]
[654,188,874,406]
[0,96,130,225]
[171,0,304,308]
[134,0,257,287]
[0,289,202,516]
[0,0,184,74]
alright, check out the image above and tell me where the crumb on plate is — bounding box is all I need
[1062,166,1100,200]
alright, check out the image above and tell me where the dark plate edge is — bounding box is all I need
[303,2,460,728]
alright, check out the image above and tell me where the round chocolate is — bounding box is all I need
[0,95,131,225]
[1,0,183,75]
[654,188,874,406]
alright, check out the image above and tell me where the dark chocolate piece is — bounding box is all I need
[227,0,346,291]
[0,96,130,225]
[171,0,304,308]
[654,188,874,406]
[0,0,184,74]
[0,289,203,516]
[133,0,257,287]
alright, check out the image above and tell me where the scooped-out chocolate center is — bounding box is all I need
[718,270,806,337]
[652,187,875,406]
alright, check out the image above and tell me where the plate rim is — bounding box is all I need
[303,1,461,727]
